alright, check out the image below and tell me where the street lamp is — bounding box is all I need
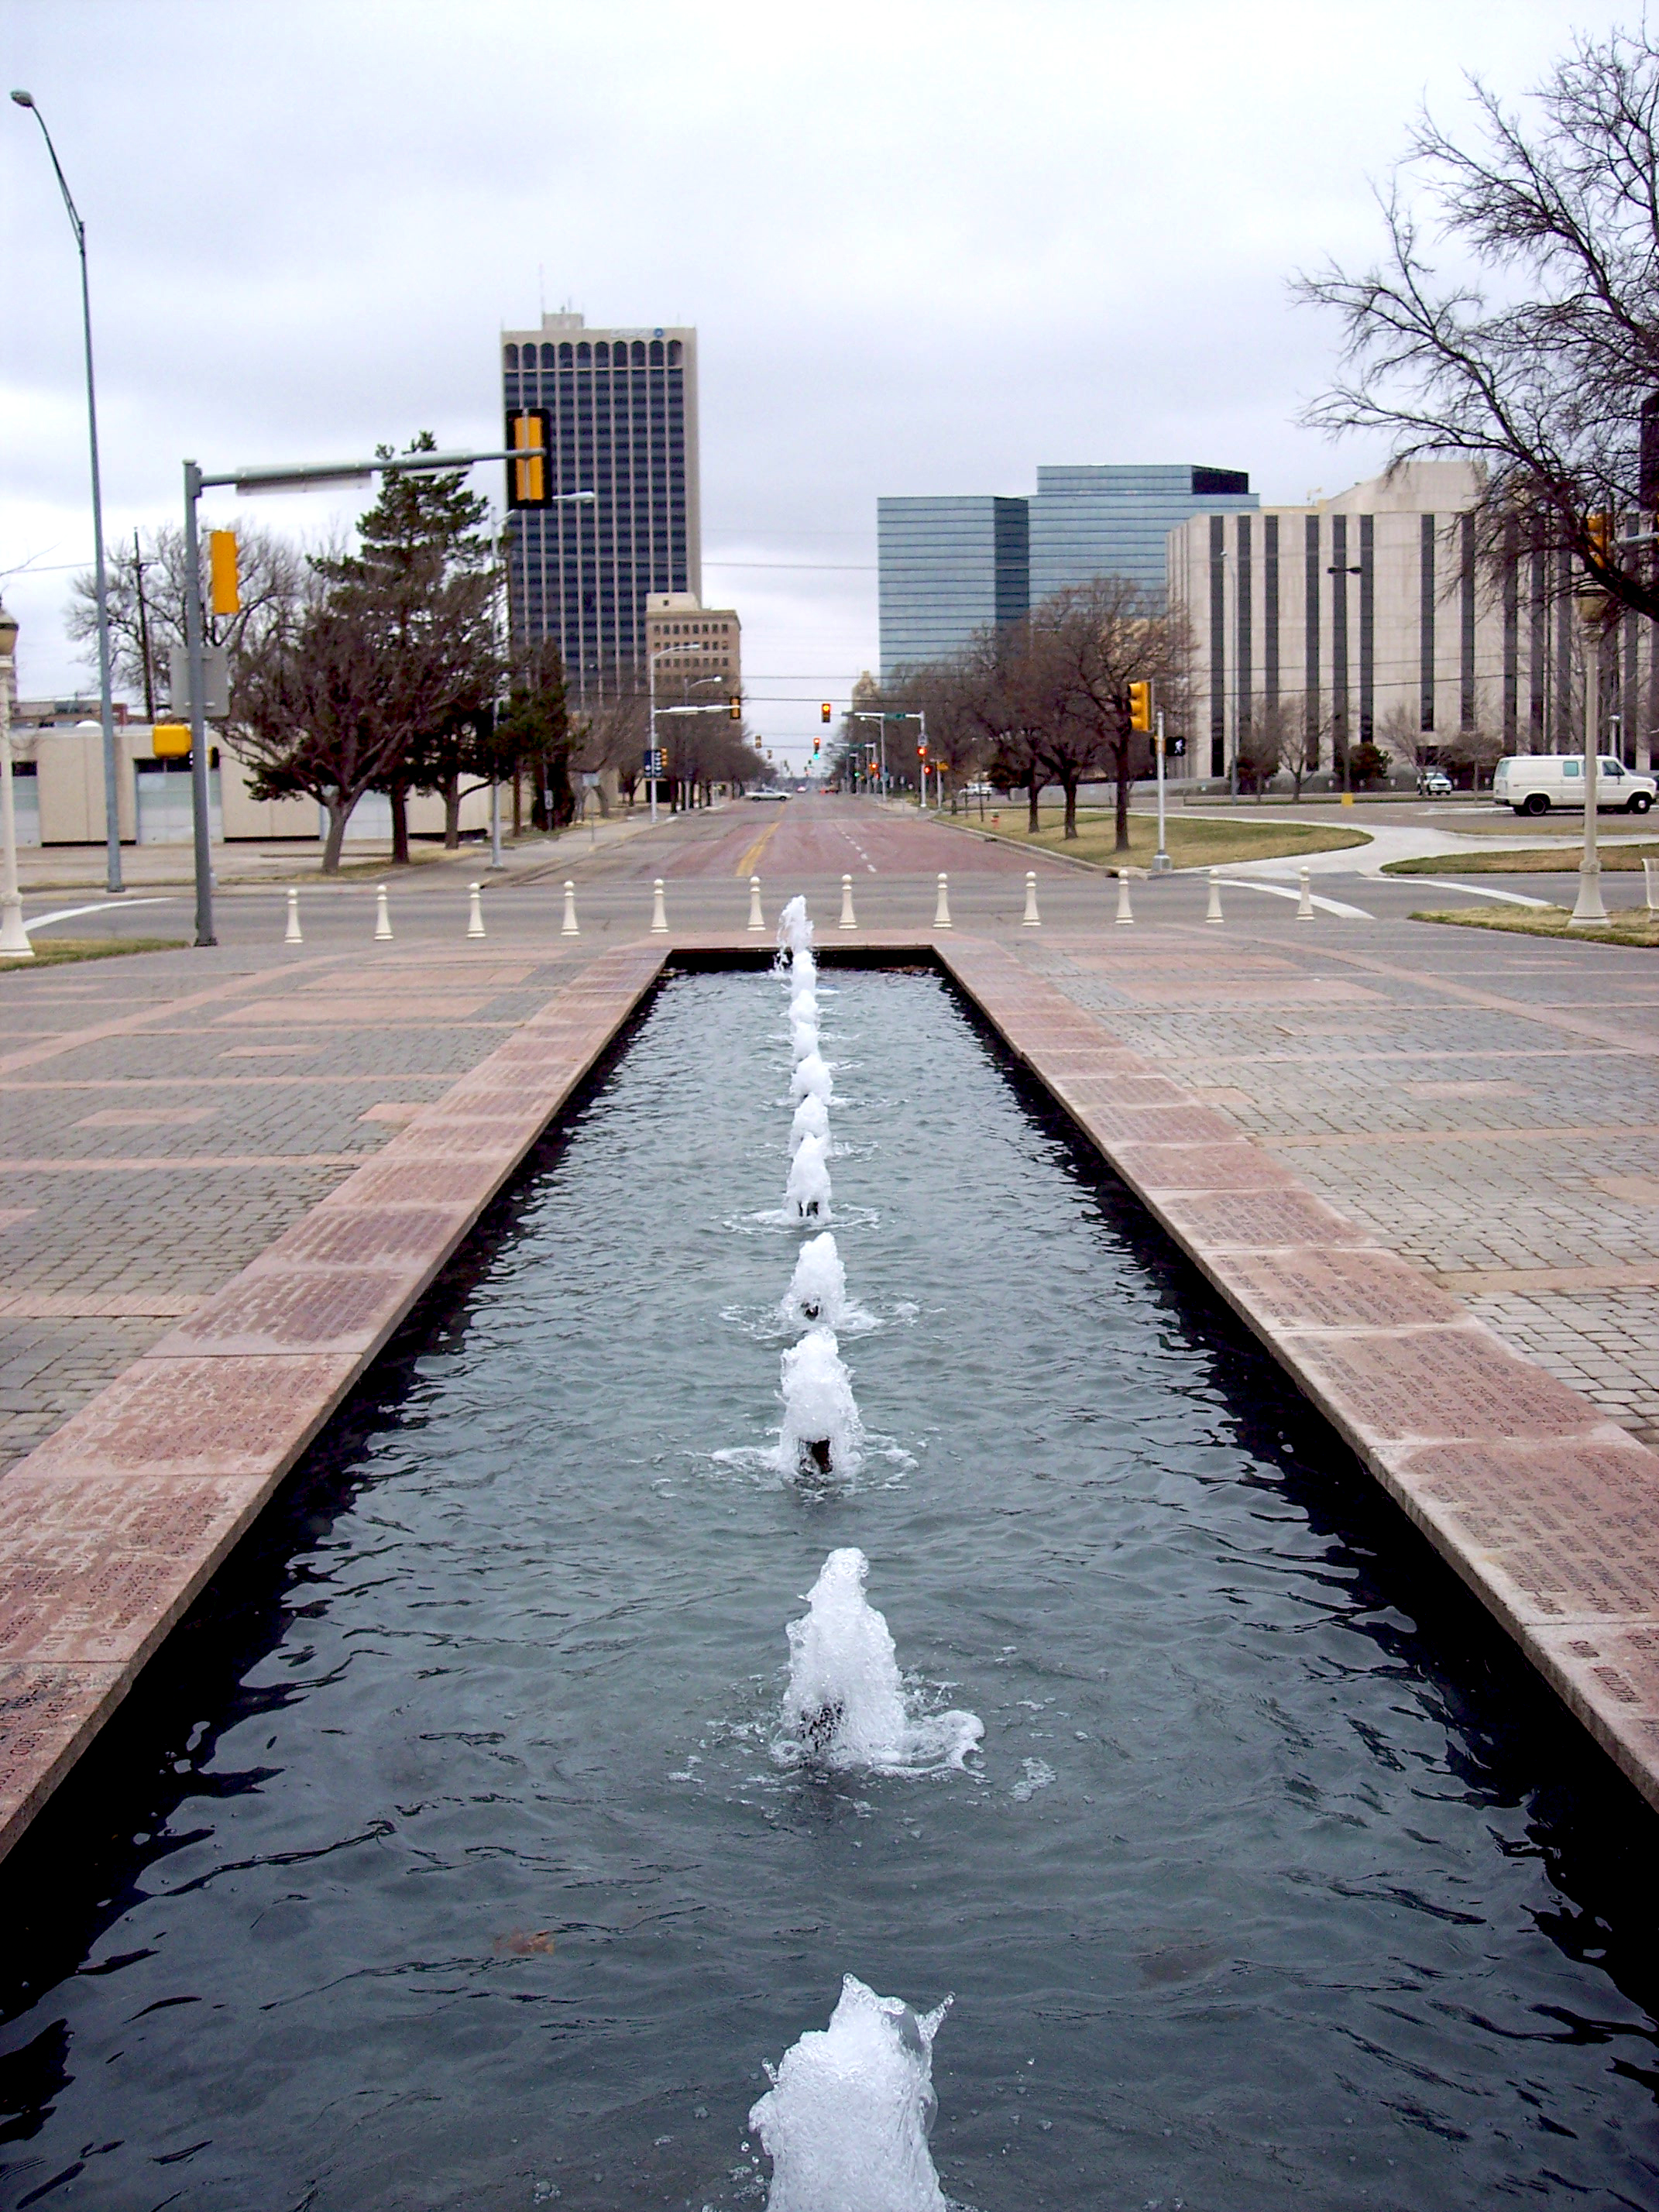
[0,600,33,960]
[12,89,123,894]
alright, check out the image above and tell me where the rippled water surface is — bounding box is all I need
[4,969,1659,2210]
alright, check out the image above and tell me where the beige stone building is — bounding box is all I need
[7,706,487,848]
[643,593,741,703]
[1166,461,1654,782]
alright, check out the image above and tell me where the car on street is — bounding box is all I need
[745,787,789,802]
[1416,768,1454,795]
[1492,754,1656,815]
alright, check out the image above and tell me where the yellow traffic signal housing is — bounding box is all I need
[153,722,191,758]
[209,531,240,617]
[1586,511,1615,565]
[1128,680,1153,733]
[820,702,832,723]
[505,410,551,507]
[729,695,743,720]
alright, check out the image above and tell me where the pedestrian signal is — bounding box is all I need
[505,410,551,507]
[1128,681,1153,733]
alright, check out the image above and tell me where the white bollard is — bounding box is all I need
[284,888,303,945]
[933,871,953,929]
[1296,866,1314,922]
[1205,869,1224,924]
[1021,870,1040,926]
[467,881,486,939]
[747,874,764,931]
[374,884,393,941]
[1645,854,1659,912]
[561,880,580,936]
[1115,870,1134,926]
[650,878,668,934]
[839,874,857,929]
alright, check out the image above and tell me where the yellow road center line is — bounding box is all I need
[737,817,785,878]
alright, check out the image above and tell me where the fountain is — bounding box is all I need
[789,1092,830,1149]
[778,1547,982,1771]
[781,1229,846,1328]
[785,1130,833,1221]
[789,1049,833,1105]
[777,894,815,960]
[777,1330,860,1477]
[749,1974,952,2212]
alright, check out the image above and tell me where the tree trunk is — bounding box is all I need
[1026,768,1041,833]
[389,779,410,867]
[321,795,351,876]
[1063,775,1080,839]
[1114,740,1132,854]
[512,771,522,836]
[443,774,462,849]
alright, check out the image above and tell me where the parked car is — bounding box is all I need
[1492,754,1656,816]
[1416,768,1454,796]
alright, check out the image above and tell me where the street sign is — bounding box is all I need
[167,644,230,720]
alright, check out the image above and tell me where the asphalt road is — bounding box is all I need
[11,794,1654,953]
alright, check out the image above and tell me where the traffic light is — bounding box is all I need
[505,410,551,507]
[729,695,743,720]
[153,722,191,758]
[820,702,832,723]
[208,531,240,617]
[812,737,821,757]
[1128,680,1152,733]
[1586,511,1615,566]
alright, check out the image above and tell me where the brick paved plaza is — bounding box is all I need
[3,794,1659,1846]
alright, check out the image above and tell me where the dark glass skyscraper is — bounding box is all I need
[501,312,701,696]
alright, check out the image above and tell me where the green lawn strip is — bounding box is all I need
[952,811,1369,871]
[8,937,191,967]
[1385,843,1659,875]
[1410,905,1659,946]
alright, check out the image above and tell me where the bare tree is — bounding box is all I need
[1046,579,1190,849]
[1297,23,1659,619]
[69,521,304,709]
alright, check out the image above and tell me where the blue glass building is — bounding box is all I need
[878,465,1255,681]
[1029,465,1256,603]
[877,496,1030,680]
[501,313,700,697]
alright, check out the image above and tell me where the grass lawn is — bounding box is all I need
[1385,843,1659,875]
[954,808,1369,871]
[6,936,189,967]
[1410,905,1659,946]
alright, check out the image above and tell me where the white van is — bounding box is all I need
[1492,754,1656,816]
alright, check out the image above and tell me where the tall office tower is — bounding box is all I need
[1029,465,1257,605]
[878,496,1030,682]
[500,312,701,697]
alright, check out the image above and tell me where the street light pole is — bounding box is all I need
[13,89,123,894]
[0,600,33,960]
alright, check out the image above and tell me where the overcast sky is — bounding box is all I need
[0,0,1627,764]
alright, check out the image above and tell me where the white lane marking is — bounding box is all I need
[25,898,179,933]
[1214,878,1374,921]
[1396,878,1554,910]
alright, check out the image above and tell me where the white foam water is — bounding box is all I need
[749,1974,952,2212]
[786,1131,833,1222]
[781,1230,846,1328]
[778,1331,860,1478]
[789,1051,833,1105]
[778,895,815,962]
[789,1094,830,1149]
[777,1548,982,1773]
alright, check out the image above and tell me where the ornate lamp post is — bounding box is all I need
[1570,567,1613,928]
